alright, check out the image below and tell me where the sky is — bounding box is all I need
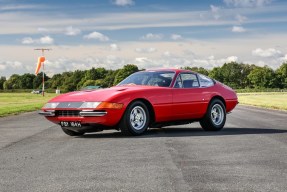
[0,0,287,78]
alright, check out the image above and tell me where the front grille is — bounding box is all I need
[56,110,81,117]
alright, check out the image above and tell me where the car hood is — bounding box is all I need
[48,85,163,103]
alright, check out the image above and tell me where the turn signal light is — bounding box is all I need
[97,102,124,109]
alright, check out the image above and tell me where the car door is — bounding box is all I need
[171,72,208,120]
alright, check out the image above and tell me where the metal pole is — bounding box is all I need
[42,49,45,97]
[34,48,51,97]
[42,62,45,96]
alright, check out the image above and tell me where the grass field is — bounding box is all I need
[0,92,286,117]
[0,93,56,117]
[237,92,287,111]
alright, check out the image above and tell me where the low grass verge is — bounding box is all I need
[237,92,287,111]
[0,93,56,117]
[1,92,286,117]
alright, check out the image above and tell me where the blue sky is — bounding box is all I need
[0,0,287,77]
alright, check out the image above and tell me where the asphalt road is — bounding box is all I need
[0,105,286,192]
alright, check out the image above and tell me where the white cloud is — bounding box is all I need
[113,0,134,6]
[0,64,6,70]
[171,34,183,40]
[224,0,273,7]
[193,55,239,68]
[140,33,163,40]
[232,26,246,32]
[210,5,220,12]
[162,51,174,57]
[1,7,286,35]
[110,44,120,51]
[39,36,54,44]
[0,60,24,73]
[0,4,43,11]
[279,54,287,62]
[84,32,109,41]
[210,5,220,19]
[226,56,238,62]
[252,48,284,57]
[135,47,157,53]
[236,14,248,23]
[2,36,287,77]
[65,26,81,36]
[37,27,50,34]
[22,37,35,44]
[21,36,54,44]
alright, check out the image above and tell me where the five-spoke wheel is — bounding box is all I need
[120,101,150,136]
[200,99,226,131]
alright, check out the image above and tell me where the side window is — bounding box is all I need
[174,73,199,88]
[198,74,214,87]
[174,74,183,88]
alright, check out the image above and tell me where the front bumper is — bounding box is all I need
[39,108,124,128]
[38,110,107,117]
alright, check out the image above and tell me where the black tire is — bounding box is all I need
[200,99,226,131]
[61,127,85,136]
[119,101,150,136]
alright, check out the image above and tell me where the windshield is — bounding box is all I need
[118,71,175,87]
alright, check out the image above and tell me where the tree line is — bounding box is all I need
[0,62,286,92]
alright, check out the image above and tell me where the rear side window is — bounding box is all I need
[198,74,214,87]
[174,73,199,88]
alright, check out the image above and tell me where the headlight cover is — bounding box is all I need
[43,102,59,109]
[79,102,101,109]
[43,101,122,109]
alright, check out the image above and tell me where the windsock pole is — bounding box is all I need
[42,59,45,96]
[34,48,51,97]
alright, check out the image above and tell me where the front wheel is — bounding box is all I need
[61,127,85,136]
[120,101,150,136]
[200,99,226,131]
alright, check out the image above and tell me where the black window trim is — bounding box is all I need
[197,73,216,88]
[173,72,200,89]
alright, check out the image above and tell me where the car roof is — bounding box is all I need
[144,68,196,74]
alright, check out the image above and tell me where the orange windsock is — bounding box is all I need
[35,56,45,75]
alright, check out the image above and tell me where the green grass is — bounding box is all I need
[0,93,57,117]
[0,92,286,117]
[237,92,287,111]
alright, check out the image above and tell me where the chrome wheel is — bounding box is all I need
[120,101,150,136]
[130,106,146,130]
[211,104,224,126]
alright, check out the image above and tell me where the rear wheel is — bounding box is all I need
[200,99,226,131]
[120,101,150,136]
[61,127,85,136]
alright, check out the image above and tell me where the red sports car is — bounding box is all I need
[39,69,238,136]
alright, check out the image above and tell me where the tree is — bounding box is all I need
[33,72,49,89]
[48,74,63,89]
[219,62,244,88]
[77,68,107,88]
[61,71,81,92]
[82,80,97,87]
[182,66,209,76]
[113,64,139,85]
[240,64,257,88]
[248,66,276,88]
[209,67,223,82]
[100,70,118,88]
[0,76,6,90]
[3,74,21,89]
[276,63,287,88]
[209,62,257,89]
[19,73,35,89]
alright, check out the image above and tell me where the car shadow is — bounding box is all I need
[79,127,287,139]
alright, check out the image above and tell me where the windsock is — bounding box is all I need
[35,56,45,75]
